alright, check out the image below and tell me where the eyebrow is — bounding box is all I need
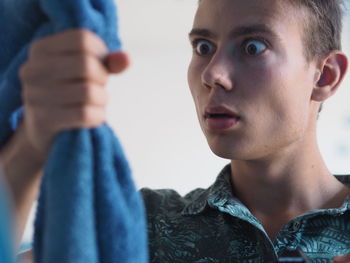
[189,24,280,41]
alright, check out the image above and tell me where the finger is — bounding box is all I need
[23,82,108,107]
[29,29,108,59]
[333,253,350,263]
[105,51,130,74]
[21,53,109,87]
[24,105,106,154]
[53,105,107,131]
[28,105,106,135]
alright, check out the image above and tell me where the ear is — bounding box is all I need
[311,51,348,102]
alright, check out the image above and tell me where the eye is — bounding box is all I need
[194,39,215,56]
[244,40,267,56]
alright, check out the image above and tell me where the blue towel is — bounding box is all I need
[0,181,14,263]
[0,1,148,262]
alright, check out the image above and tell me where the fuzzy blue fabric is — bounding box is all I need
[0,1,148,263]
[0,183,14,263]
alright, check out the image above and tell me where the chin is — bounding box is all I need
[206,134,276,161]
[209,144,270,162]
[207,139,248,160]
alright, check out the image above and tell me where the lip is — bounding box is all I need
[204,106,240,118]
[204,106,240,131]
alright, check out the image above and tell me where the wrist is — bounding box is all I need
[0,122,45,187]
[0,122,46,244]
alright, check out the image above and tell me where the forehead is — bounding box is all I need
[193,0,304,39]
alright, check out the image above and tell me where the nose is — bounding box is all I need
[201,49,234,91]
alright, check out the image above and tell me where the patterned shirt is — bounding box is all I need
[141,164,350,263]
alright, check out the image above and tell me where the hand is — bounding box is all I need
[334,253,350,263]
[19,29,129,160]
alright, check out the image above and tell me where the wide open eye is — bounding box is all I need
[244,40,267,56]
[194,40,215,56]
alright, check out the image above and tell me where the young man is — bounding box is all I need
[1,0,350,262]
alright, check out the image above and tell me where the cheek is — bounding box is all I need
[240,58,312,129]
[274,64,314,118]
[242,56,311,107]
[235,60,278,104]
[187,60,196,97]
[187,59,204,124]
[187,58,205,105]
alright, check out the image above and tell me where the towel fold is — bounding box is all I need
[0,1,148,262]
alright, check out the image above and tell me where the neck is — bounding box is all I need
[230,135,348,218]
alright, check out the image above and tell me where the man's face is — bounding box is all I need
[188,0,320,160]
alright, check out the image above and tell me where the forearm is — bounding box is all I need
[0,123,45,244]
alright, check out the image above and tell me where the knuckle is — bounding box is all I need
[100,90,108,105]
[83,85,108,105]
[78,107,105,126]
[80,83,95,103]
[94,92,108,106]
[76,55,91,77]
[77,56,100,80]
[75,29,93,50]
[78,107,93,123]
[74,29,107,55]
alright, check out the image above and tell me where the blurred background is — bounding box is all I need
[23,0,350,243]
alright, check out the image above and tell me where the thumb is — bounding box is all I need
[105,51,130,74]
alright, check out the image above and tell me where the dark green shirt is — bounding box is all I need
[141,165,350,263]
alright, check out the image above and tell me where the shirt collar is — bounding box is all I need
[181,164,350,216]
[335,174,350,187]
[181,164,234,216]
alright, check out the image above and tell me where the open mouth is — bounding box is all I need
[206,113,239,119]
[204,106,240,130]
